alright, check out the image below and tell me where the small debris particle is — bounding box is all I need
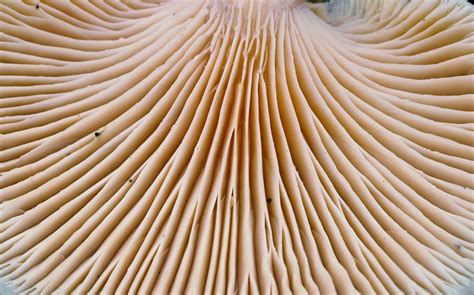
[94,132,101,137]
[266,198,272,204]
[36,3,39,9]
[128,179,133,183]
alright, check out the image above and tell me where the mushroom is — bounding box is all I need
[0,0,473,293]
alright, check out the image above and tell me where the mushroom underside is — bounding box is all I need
[0,0,473,294]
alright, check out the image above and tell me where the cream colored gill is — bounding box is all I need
[0,0,473,294]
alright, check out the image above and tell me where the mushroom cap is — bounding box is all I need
[0,0,473,293]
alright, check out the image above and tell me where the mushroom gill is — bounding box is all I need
[0,0,473,293]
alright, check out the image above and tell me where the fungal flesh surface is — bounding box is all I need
[0,0,473,293]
